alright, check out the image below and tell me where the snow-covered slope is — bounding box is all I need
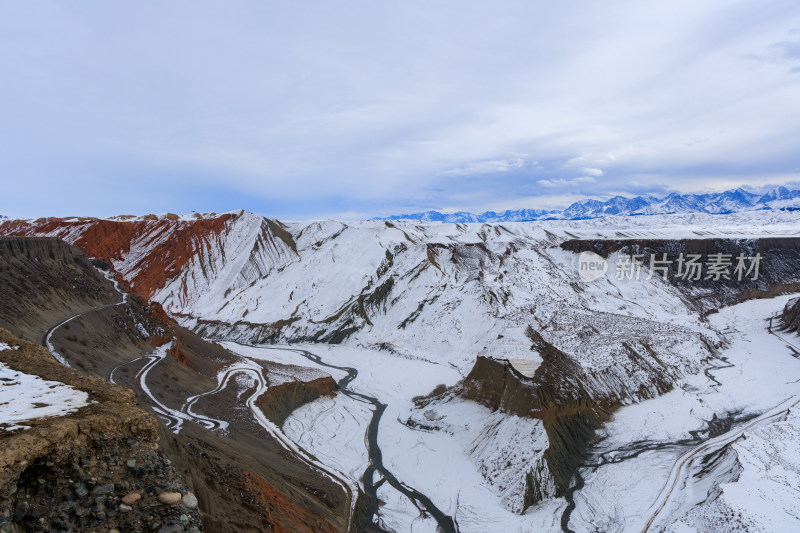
[151,212,297,311]
[177,215,728,391]
[219,294,800,532]
[6,209,799,392]
[666,409,800,532]
[558,295,800,533]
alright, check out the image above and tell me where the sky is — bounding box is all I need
[1,1,800,220]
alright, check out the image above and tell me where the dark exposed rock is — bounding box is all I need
[255,376,338,427]
[455,337,611,507]
[561,237,800,313]
[452,323,678,508]
[459,356,543,417]
[13,501,28,522]
[92,483,115,495]
[523,456,555,511]
[780,297,800,334]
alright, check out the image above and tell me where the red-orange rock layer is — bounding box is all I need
[0,214,234,300]
[244,471,339,533]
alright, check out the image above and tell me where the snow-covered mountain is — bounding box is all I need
[378,186,800,222]
[4,208,800,371]
[380,208,558,223]
[757,185,800,204]
[4,209,800,531]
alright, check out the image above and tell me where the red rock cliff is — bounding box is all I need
[0,213,235,301]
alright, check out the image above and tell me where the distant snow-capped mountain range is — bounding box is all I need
[377,186,800,222]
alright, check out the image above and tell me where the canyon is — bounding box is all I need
[2,209,800,532]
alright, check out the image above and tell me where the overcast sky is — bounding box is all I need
[2,1,799,219]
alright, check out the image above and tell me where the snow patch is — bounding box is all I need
[0,362,91,431]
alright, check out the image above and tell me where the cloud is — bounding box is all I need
[439,155,530,176]
[746,29,800,73]
[581,167,604,177]
[537,176,596,188]
[0,2,799,218]
[772,38,800,73]
[771,35,800,61]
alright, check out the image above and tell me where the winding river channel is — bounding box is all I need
[267,346,458,533]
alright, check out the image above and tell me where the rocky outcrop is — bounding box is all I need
[561,236,800,257]
[255,377,338,427]
[522,456,557,511]
[561,237,800,313]
[780,297,800,333]
[456,345,611,506]
[189,315,300,345]
[453,322,677,508]
[0,329,202,533]
[460,356,543,417]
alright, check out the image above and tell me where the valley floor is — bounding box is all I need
[221,293,800,532]
[564,294,800,533]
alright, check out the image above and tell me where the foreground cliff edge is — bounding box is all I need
[0,328,203,532]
